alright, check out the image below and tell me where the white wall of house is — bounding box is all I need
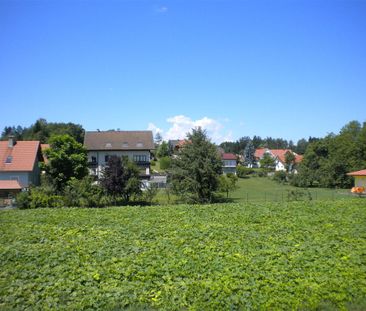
[88,150,151,178]
[275,160,286,171]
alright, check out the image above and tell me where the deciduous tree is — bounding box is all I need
[43,135,88,191]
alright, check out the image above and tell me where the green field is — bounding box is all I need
[229,177,351,203]
[154,176,352,205]
[1,200,366,310]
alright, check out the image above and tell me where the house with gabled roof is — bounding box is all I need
[254,148,303,172]
[0,136,44,197]
[84,130,154,179]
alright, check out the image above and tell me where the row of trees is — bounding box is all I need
[220,136,314,155]
[292,121,366,188]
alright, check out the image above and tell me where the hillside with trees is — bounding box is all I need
[1,118,84,143]
[292,121,366,188]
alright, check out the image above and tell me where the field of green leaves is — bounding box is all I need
[1,200,366,310]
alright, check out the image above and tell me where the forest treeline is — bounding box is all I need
[1,118,84,143]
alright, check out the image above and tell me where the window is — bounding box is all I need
[105,155,110,162]
[91,156,97,163]
[133,155,147,162]
[105,143,112,148]
[5,156,12,163]
[122,142,129,148]
[136,142,143,148]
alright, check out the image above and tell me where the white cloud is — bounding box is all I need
[162,115,233,144]
[147,123,163,136]
[156,6,168,13]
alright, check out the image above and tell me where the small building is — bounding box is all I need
[0,137,43,195]
[222,153,237,175]
[84,130,154,180]
[347,169,366,192]
[0,180,22,199]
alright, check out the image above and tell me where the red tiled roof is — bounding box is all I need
[0,141,40,172]
[0,180,22,190]
[295,154,303,163]
[222,153,237,160]
[254,148,266,158]
[347,169,366,176]
[270,149,292,164]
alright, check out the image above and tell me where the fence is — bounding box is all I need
[232,189,351,203]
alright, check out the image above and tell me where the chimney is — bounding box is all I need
[8,135,15,148]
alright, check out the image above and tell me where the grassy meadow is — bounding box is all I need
[1,200,366,310]
[153,176,352,205]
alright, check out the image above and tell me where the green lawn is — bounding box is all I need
[229,177,351,203]
[1,200,366,310]
[153,176,352,205]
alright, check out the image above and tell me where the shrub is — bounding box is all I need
[29,189,64,208]
[287,189,312,201]
[160,156,171,170]
[63,177,106,207]
[273,171,287,184]
[16,191,31,209]
[236,166,254,178]
[255,168,267,177]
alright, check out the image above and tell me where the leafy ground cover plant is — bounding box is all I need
[0,200,365,310]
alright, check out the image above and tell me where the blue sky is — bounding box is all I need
[0,0,365,143]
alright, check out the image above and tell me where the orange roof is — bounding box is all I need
[0,180,22,190]
[222,153,237,160]
[347,169,366,176]
[255,148,303,164]
[0,141,40,172]
[254,148,267,158]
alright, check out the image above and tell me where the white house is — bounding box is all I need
[221,153,237,175]
[254,148,303,172]
[84,131,154,179]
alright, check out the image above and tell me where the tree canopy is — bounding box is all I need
[100,156,141,202]
[1,118,84,143]
[293,121,366,188]
[170,127,222,203]
[43,134,88,191]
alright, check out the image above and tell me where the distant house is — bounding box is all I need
[221,153,237,175]
[84,131,154,179]
[0,137,43,197]
[168,139,188,153]
[254,148,303,172]
[347,169,366,192]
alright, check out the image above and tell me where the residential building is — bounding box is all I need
[84,131,154,179]
[222,153,237,174]
[347,169,366,192]
[0,137,43,197]
[254,148,303,171]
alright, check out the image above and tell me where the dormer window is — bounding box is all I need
[136,142,143,148]
[122,142,129,148]
[105,143,112,148]
[5,156,12,163]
